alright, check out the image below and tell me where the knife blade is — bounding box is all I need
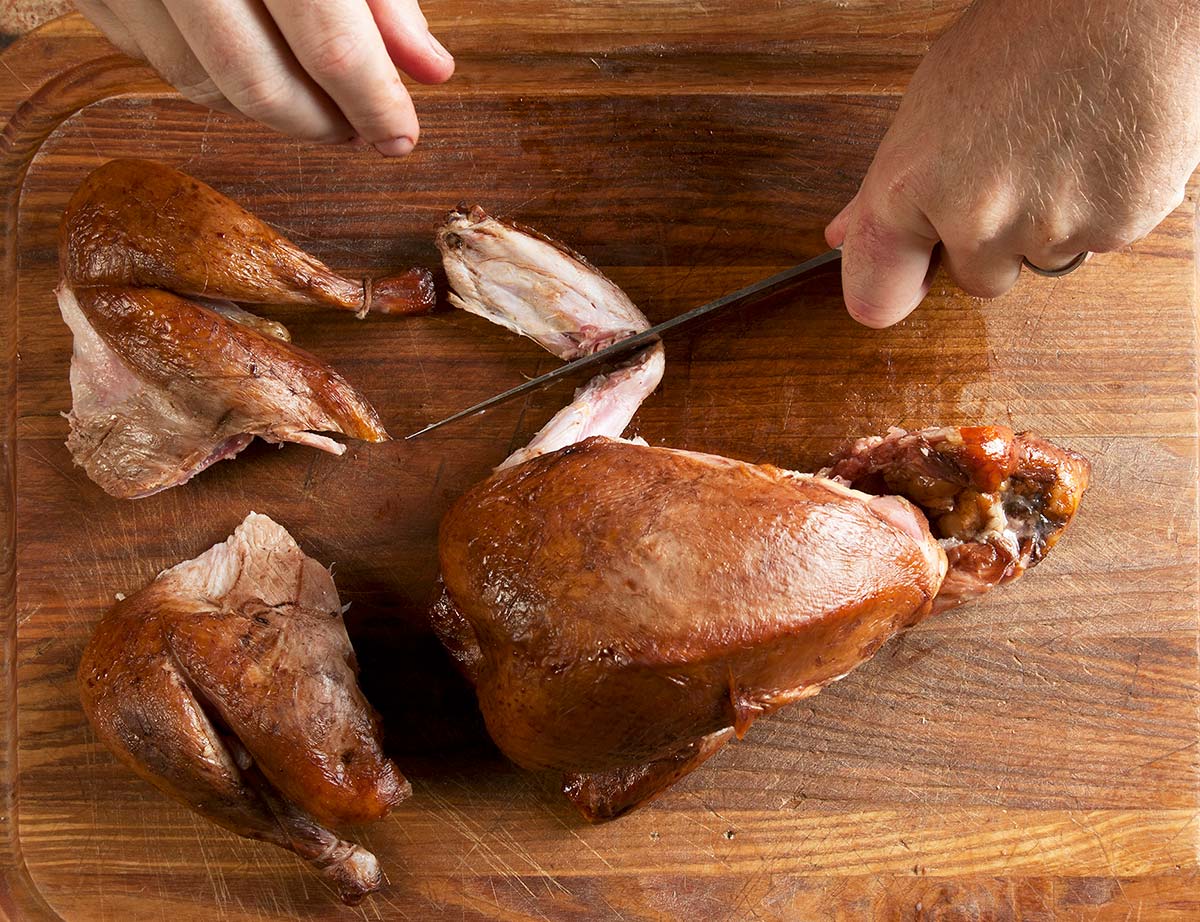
[406,247,842,440]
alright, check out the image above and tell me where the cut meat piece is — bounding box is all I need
[57,159,419,497]
[822,426,1092,612]
[433,208,1092,821]
[61,158,435,316]
[438,205,649,359]
[59,285,388,498]
[500,345,666,470]
[78,513,408,905]
[435,205,664,470]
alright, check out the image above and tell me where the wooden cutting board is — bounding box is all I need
[2,8,1197,920]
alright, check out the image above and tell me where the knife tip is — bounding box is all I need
[404,424,437,441]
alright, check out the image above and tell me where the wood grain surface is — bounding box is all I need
[2,7,1198,921]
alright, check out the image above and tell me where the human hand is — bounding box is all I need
[825,0,1200,327]
[74,0,455,155]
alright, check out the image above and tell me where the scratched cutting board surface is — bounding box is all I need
[1,8,1197,921]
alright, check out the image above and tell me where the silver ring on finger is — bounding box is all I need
[1021,251,1090,278]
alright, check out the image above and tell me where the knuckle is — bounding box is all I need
[1144,188,1185,228]
[224,68,292,120]
[1026,209,1075,249]
[1082,227,1132,253]
[303,29,368,80]
[850,209,896,254]
[943,191,1014,247]
[879,165,924,211]
[174,74,225,108]
[1090,189,1175,250]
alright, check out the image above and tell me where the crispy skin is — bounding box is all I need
[78,514,407,904]
[437,429,1090,817]
[74,287,388,442]
[439,437,946,774]
[562,729,736,822]
[56,159,417,498]
[61,285,388,499]
[61,158,434,315]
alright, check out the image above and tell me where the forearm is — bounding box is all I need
[946,0,1200,214]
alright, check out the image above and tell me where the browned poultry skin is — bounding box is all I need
[76,286,388,439]
[57,159,421,498]
[562,729,735,822]
[440,437,947,774]
[438,428,1089,819]
[61,158,434,315]
[63,286,388,499]
[78,513,407,904]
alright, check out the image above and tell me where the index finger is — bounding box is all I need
[262,0,422,155]
[827,194,939,329]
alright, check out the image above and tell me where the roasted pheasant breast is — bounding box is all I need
[78,513,407,904]
[433,208,1091,821]
[57,159,434,498]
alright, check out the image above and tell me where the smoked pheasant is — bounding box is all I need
[433,208,1091,820]
[78,513,407,903]
[57,159,434,498]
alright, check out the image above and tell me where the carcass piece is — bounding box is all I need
[822,426,1091,612]
[78,513,408,904]
[57,159,422,497]
[433,208,1092,821]
[61,159,435,316]
[440,439,947,774]
[439,206,649,358]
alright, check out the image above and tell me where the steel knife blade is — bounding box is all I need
[406,247,841,440]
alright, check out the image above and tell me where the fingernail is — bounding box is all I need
[427,31,452,60]
[375,136,415,157]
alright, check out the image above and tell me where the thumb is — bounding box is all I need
[836,196,939,329]
[824,194,857,248]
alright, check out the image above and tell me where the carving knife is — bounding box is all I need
[406,247,842,440]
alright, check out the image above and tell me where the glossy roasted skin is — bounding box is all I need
[78,514,407,904]
[61,159,435,315]
[440,438,946,774]
[433,209,1092,821]
[439,428,1090,818]
[57,159,419,498]
[562,728,735,822]
[62,286,389,498]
